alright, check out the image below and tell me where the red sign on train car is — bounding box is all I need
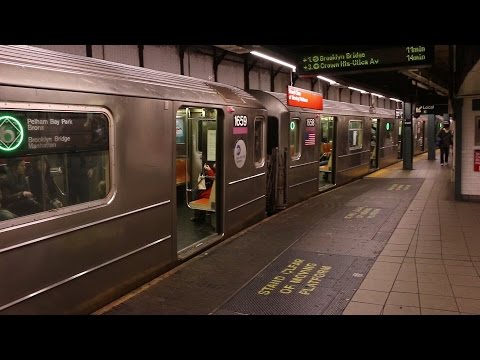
[287,86,323,110]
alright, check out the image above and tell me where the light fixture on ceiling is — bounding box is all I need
[370,92,385,98]
[389,97,402,102]
[317,75,340,86]
[413,80,429,91]
[250,51,296,72]
[348,86,369,94]
[214,45,251,54]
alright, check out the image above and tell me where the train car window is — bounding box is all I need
[384,120,394,146]
[0,110,110,223]
[289,118,301,160]
[254,117,265,167]
[348,120,363,150]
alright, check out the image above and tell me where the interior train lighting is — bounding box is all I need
[370,92,385,98]
[389,97,402,102]
[250,51,296,72]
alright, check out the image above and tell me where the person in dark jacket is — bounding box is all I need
[437,123,453,166]
[0,158,42,216]
[0,186,17,221]
[29,158,63,210]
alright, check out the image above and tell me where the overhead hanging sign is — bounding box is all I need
[415,104,448,116]
[287,86,323,110]
[296,46,434,76]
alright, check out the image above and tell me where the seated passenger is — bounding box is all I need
[197,162,216,200]
[0,188,17,221]
[29,158,63,210]
[191,162,216,223]
[0,158,42,216]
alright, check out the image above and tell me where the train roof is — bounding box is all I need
[0,45,261,108]
[251,90,396,118]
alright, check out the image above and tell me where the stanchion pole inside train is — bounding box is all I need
[403,102,414,170]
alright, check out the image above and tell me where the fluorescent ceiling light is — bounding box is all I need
[348,86,369,94]
[317,75,339,86]
[250,51,296,72]
[389,97,402,102]
[412,80,429,90]
[370,92,385,98]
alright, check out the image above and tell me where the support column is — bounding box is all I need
[427,114,436,160]
[403,102,414,170]
[454,98,463,200]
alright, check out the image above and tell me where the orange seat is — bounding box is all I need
[189,180,216,211]
[176,158,186,185]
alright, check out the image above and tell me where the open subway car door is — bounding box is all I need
[174,84,267,256]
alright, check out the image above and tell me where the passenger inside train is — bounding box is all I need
[29,158,63,211]
[0,178,17,221]
[191,162,216,223]
[0,158,42,216]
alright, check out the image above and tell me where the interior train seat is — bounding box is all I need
[188,180,216,211]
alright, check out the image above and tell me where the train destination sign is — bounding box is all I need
[0,111,108,156]
[297,46,434,76]
[287,86,323,110]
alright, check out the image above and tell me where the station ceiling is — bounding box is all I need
[257,45,450,105]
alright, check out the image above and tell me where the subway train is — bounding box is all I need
[0,45,417,314]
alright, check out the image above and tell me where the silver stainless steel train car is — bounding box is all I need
[0,45,267,314]
[248,90,399,213]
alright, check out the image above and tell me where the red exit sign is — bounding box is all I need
[287,86,323,110]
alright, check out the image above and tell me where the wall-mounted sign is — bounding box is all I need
[287,86,323,110]
[175,117,185,144]
[475,150,480,172]
[0,110,108,156]
[297,46,434,76]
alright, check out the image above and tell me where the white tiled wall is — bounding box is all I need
[103,45,139,67]
[249,68,270,91]
[340,88,350,103]
[217,60,244,88]
[461,97,480,196]
[188,51,214,81]
[274,73,291,94]
[327,86,340,101]
[144,45,180,74]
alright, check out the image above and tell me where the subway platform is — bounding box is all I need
[95,152,480,315]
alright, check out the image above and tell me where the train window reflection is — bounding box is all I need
[348,120,363,150]
[254,117,264,167]
[290,118,300,159]
[384,120,393,146]
[0,110,110,223]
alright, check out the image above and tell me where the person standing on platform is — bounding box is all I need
[437,123,453,166]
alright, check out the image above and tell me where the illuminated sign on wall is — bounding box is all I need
[287,86,323,110]
[297,46,434,76]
